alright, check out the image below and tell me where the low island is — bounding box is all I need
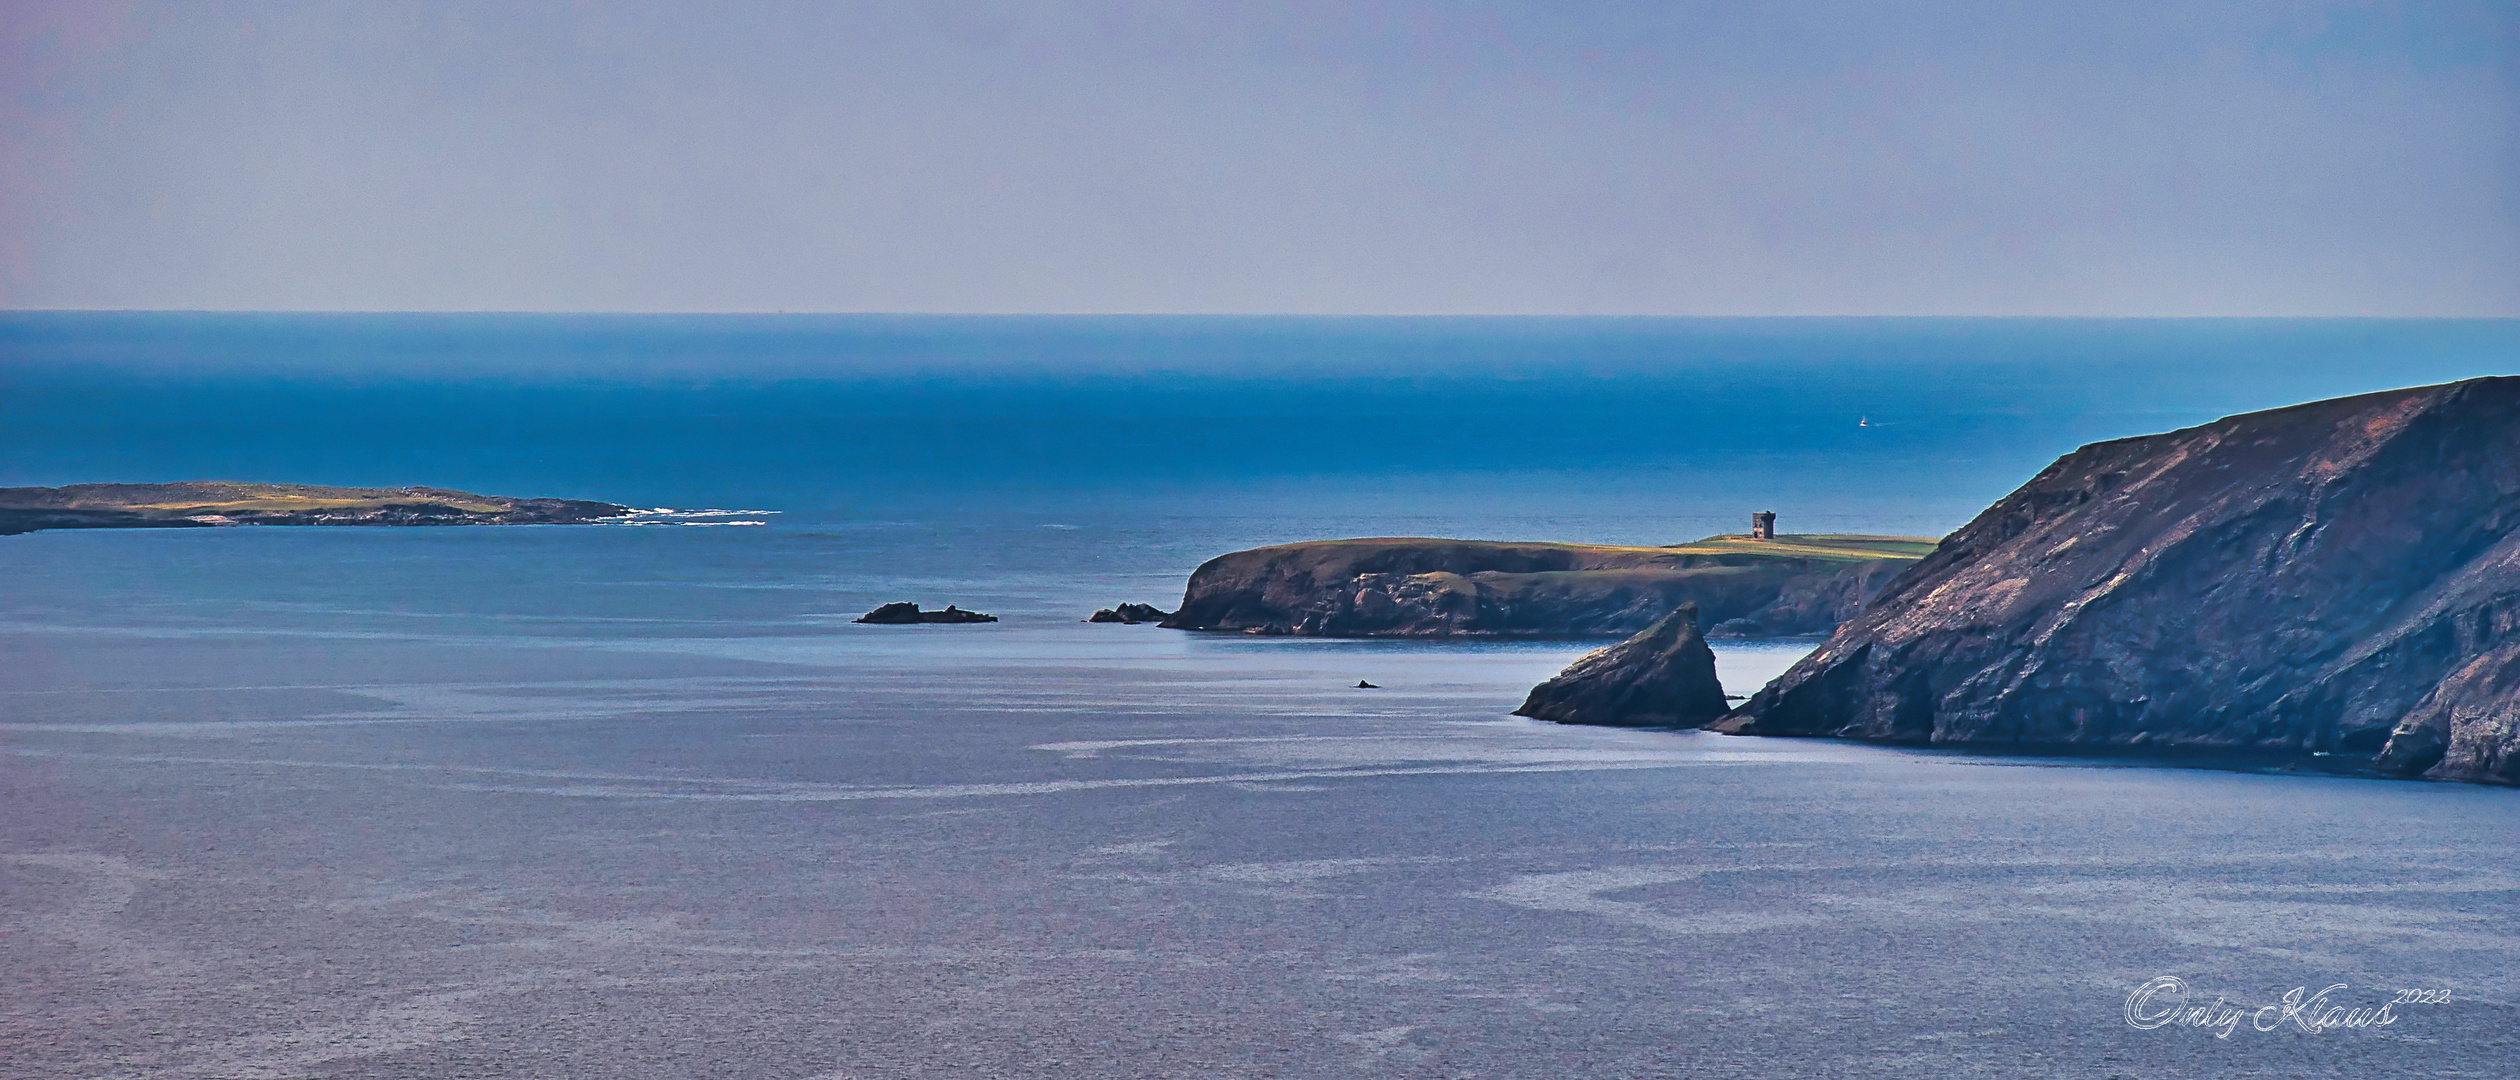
[0,482,631,535]
[1160,531,1933,639]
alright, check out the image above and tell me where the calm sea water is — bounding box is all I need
[4,315,2518,1077]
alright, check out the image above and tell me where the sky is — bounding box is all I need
[2,1,2515,316]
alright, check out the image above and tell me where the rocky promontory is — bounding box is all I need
[0,482,629,535]
[1717,376,2520,785]
[1160,535,1931,639]
[1515,604,1729,727]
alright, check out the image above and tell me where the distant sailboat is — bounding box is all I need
[1858,416,1870,428]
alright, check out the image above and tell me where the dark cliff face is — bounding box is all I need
[1514,604,1728,727]
[1720,376,2520,785]
[1161,537,1920,638]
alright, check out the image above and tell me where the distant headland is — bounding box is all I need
[1160,528,1934,639]
[0,482,630,535]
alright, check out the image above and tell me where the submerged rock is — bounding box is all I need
[1514,604,1728,728]
[855,602,998,625]
[1086,602,1174,624]
[1719,376,2520,785]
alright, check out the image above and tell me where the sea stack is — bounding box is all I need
[1515,604,1729,727]
[1718,376,2520,785]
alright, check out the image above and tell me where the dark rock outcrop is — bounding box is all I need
[855,602,998,625]
[0,482,628,535]
[1161,536,1929,639]
[1087,603,1173,624]
[1719,376,2520,785]
[1515,604,1728,727]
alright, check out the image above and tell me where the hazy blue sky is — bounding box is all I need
[4,1,2515,315]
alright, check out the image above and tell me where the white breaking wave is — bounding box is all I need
[608,508,782,526]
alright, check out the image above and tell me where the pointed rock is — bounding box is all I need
[1514,604,1729,727]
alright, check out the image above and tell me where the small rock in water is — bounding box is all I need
[855,602,923,624]
[1085,602,1175,624]
[855,602,998,624]
[1356,680,1379,688]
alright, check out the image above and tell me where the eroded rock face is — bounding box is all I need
[1160,538,1921,638]
[1515,604,1728,727]
[1720,376,2520,785]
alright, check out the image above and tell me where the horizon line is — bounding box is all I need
[6,309,2516,321]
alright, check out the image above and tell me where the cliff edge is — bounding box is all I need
[1718,376,2520,785]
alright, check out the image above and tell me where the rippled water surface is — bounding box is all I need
[6,518,2516,1079]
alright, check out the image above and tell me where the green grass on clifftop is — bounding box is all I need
[1247,534,1935,563]
[1659,534,1939,562]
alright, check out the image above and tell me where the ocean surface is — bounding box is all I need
[4,315,2519,1077]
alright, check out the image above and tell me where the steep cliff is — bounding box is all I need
[1515,604,1729,727]
[1160,535,1930,638]
[1718,376,2520,785]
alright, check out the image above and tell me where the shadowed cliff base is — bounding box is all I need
[1716,376,2520,786]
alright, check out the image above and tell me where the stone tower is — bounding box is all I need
[1751,511,1776,540]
